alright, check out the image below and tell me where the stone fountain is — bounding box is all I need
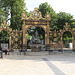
[30,30,41,52]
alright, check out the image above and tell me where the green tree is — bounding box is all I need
[0,30,9,43]
[0,0,26,43]
[27,26,45,40]
[56,12,74,30]
[71,20,75,28]
[0,0,26,30]
[38,2,75,31]
[0,7,7,25]
[38,2,58,31]
[10,0,26,30]
[0,0,10,22]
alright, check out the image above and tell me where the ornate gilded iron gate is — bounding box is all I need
[0,21,23,51]
[0,8,75,51]
[0,21,12,50]
[49,30,63,50]
[49,22,75,50]
[21,8,50,50]
[11,30,23,50]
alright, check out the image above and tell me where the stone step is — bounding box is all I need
[63,50,73,53]
[25,51,49,56]
[9,51,49,56]
[9,52,25,55]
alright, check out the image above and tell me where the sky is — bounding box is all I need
[25,0,75,19]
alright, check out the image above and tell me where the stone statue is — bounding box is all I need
[35,30,38,38]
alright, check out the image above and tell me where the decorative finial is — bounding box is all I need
[21,12,27,20]
[1,20,8,27]
[34,8,38,11]
[4,20,6,24]
[45,12,50,20]
[64,22,70,30]
[65,22,68,26]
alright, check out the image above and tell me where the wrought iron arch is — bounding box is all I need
[60,22,75,49]
[25,25,46,33]
[21,8,50,50]
[0,21,12,50]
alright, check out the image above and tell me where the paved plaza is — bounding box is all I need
[0,53,75,75]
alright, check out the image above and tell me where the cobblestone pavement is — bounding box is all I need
[0,53,75,75]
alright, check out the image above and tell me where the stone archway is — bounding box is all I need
[21,8,50,50]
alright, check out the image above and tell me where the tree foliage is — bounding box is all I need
[39,2,57,31]
[10,0,26,30]
[0,0,26,30]
[38,2,75,31]
[27,26,45,40]
[0,30,9,43]
[56,12,74,30]
[0,0,26,43]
